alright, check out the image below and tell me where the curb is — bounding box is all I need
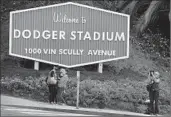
[1,95,151,117]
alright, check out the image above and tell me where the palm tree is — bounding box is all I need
[133,0,168,36]
[91,0,170,37]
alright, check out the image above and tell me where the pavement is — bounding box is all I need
[1,94,158,117]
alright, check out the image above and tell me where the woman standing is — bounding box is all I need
[46,67,58,104]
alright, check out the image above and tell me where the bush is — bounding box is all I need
[63,78,170,114]
[1,76,49,102]
[1,75,170,114]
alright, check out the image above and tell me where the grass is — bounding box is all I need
[1,70,171,114]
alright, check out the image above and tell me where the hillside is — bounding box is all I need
[1,0,170,115]
[1,31,170,114]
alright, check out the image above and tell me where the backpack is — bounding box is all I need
[47,76,57,85]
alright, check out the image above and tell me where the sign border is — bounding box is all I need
[9,2,130,68]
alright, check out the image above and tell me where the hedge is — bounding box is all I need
[1,75,171,114]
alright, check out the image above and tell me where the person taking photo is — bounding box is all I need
[145,70,160,115]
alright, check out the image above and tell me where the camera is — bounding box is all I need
[149,70,154,77]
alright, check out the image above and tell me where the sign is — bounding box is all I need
[9,2,130,68]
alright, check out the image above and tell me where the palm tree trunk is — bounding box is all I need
[135,0,163,36]
[169,10,171,22]
[121,0,138,15]
[115,0,133,12]
[121,0,139,28]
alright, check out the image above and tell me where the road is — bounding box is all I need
[1,95,152,117]
[1,105,99,117]
[1,104,130,117]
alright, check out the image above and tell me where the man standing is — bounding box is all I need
[150,71,160,115]
[145,71,160,115]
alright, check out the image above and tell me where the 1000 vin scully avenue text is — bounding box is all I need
[25,48,116,56]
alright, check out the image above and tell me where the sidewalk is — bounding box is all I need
[1,95,151,116]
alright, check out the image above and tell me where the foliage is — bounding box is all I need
[2,75,170,114]
[1,75,49,102]
[137,32,170,58]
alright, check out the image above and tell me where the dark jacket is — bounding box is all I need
[145,75,160,92]
[151,82,160,91]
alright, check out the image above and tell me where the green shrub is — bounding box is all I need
[1,75,170,114]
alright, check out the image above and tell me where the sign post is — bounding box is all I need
[76,71,80,109]
[34,61,39,70]
[98,63,103,73]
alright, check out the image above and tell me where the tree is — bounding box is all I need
[134,0,164,36]
[109,0,170,36]
[91,0,169,36]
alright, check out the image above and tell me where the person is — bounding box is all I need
[145,70,160,115]
[46,66,58,104]
[56,68,69,105]
[145,70,154,115]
